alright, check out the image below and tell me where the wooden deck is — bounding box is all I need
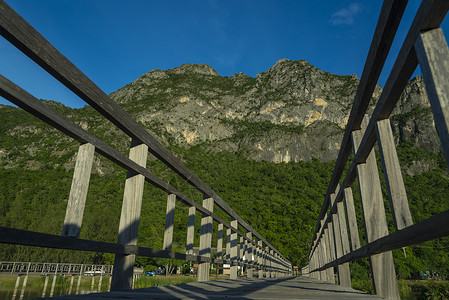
[48,277,384,299]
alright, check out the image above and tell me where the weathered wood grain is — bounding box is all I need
[376,119,413,230]
[330,192,351,287]
[343,187,361,251]
[163,194,176,251]
[111,141,148,291]
[352,117,399,300]
[312,208,449,273]
[415,28,449,171]
[230,219,238,279]
[198,197,214,282]
[311,0,409,246]
[62,143,95,237]
[0,1,285,261]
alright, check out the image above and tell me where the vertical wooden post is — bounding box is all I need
[230,219,238,279]
[98,265,104,292]
[239,236,244,272]
[76,265,83,295]
[337,198,352,287]
[49,263,58,297]
[163,194,176,251]
[343,187,361,251]
[352,116,400,299]
[68,275,74,295]
[42,275,49,297]
[266,247,271,278]
[186,206,196,254]
[111,140,148,291]
[19,263,30,300]
[246,232,253,278]
[324,227,335,283]
[216,223,223,275]
[226,228,231,262]
[376,119,413,230]
[62,143,95,237]
[415,28,449,171]
[90,274,95,292]
[12,275,20,300]
[258,241,263,278]
[197,197,214,282]
[331,190,350,286]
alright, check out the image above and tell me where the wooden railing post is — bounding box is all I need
[330,187,351,287]
[376,119,413,230]
[264,246,271,278]
[239,236,244,274]
[62,143,95,237]
[230,219,238,279]
[352,116,400,299]
[186,206,196,255]
[323,226,335,283]
[111,140,148,291]
[343,187,361,251]
[197,197,214,281]
[415,28,449,171]
[216,223,223,275]
[163,194,176,251]
[245,232,253,278]
[258,241,263,278]
[317,235,327,282]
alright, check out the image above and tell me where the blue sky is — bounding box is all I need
[1,0,448,108]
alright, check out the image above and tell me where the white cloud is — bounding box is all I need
[330,3,362,25]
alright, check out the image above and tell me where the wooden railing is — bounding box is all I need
[306,0,449,299]
[0,0,291,291]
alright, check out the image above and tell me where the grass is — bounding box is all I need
[0,274,201,300]
[352,278,449,299]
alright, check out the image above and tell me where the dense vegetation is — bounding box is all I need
[0,86,448,282]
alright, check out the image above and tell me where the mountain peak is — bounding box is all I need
[171,64,219,76]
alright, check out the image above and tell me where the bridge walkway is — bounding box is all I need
[49,277,383,300]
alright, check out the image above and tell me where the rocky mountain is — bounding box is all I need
[109,59,439,166]
[0,59,441,173]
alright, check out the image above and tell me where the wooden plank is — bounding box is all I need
[185,206,196,255]
[319,218,330,282]
[415,28,449,171]
[216,223,223,260]
[311,207,449,273]
[258,241,263,278]
[376,119,413,230]
[0,75,239,234]
[197,197,214,282]
[311,0,409,246]
[337,200,351,287]
[0,1,286,260]
[312,0,449,255]
[230,219,238,279]
[330,192,351,287]
[352,117,399,300]
[343,187,361,251]
[163,194,176,251]
[62,143,95,237]
[246,232,253,278]
[0,226,234,263]
[324,227,335,283]
[48,277,387,300]
[111,141,148,291]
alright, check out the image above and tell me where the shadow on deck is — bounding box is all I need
[47,276,384,299]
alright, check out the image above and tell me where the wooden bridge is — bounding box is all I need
[1,0,449,299]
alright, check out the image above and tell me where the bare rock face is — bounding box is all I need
[108,60,439,165]
[1,60,441,173]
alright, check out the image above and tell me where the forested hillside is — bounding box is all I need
[0,60,448,279]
